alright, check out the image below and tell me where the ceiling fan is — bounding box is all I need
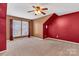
[27,5,48,15]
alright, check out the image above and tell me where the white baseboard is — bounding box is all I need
[0,50,6,54]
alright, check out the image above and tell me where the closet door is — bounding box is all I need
[0,3,7,51]
[13,20,21,37]
[22,21,29,36]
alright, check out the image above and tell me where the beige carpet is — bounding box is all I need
[0,37,79,56]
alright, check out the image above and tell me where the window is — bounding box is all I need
[13,20,29,37]
[22,21,29,36]
[13,20,21,37]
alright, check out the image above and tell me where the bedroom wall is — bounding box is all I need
[45,12,79,43]
[0,3,7,51]
[6,16,12,40]
[33,14,52,38]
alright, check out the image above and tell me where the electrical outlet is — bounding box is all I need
[56,34,58,38]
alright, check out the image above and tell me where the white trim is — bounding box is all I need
[0,50,6,54]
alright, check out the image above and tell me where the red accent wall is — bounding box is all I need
[0,3,7,51]
[44,12,79,43]
[43,13,58,38]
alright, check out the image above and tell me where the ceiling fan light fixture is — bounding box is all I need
[34,10,41,15]
[28,5,48,15]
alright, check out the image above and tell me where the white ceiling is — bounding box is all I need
[7,3,79,19]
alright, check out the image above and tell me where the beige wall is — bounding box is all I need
[6,15,30,40]
[33,14,52,38]
[6,16,12,40]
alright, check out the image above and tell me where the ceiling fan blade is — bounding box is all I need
[42,8,48,10]
[27,10,34,12]
[41,11,46,15]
